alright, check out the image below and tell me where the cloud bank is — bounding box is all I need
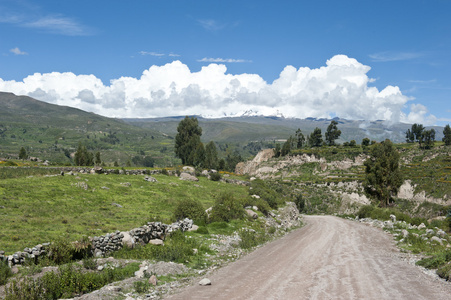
[0,55,435,124]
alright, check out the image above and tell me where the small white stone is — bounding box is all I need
[199,278,211,286]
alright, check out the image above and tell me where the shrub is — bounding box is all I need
[437,262,451,281]
[238,229,267,249]
[173,198,207,224]
[249,179,281,209]
[252,198,271,216]
[417,250,451,269]
[357,205,374,219]
[294,194,305,213]
[113,231,197,263]
[134,280,151,293]
[5,263,140,299]
[196,226,209,234]
[209,192,245,223]
[47,238,75,265]
[210,172,221,181]
[82,256,97,270]
[0,260,13,285]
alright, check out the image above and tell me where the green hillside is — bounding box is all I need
[0,92,176,166]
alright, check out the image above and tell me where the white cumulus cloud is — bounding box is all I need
[0,55,436,124]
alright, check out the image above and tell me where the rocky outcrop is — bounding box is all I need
[397,180,450,206]
[235,149,275,175]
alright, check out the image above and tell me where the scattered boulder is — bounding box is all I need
[246,209,258,219]
[431,236,443,245]
[179,172,199,181]
[199,278,212,286]
[149,275,158,286]
[401,229,409,238]
[112,203,123,208]
[144,176,158,182]
[121,232,135,249]
[182,166,195,174]
[418,223,426,230]
[188,224,199,232]
[148,239,164,246]
[390,214,396,222]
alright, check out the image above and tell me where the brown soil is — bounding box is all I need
[165,215,451,300]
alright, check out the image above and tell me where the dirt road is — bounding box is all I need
[165,215,451,300]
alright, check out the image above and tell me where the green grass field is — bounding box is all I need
[0,171,248,254]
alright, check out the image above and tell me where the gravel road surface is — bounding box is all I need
[165,215,451,300]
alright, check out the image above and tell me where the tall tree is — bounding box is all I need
[325,120,341,146]
[274,143,281,157]
[281,137,293,156]
[421,129,436,149]
[295,128,305,149]
[204,141,218,169]
[19,147,27,160]
[309,127,323,147]
[411,123,425,143]
[95,151,101,165]
[364,139,403,207]
[174,116,202,165]
[192,142,206,168]
[405,129,414,143]
[443,124,451,146]
[74,143,93,166]
[362,138,370,147]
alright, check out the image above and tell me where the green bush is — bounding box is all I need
[437,262,451,281]
[82,256,97,270]
[209,192,245,223]
[47,238,75,265]
[134,280,151,293]
[0,260,13,285]
[249,179,281,209]
[238,229,267,249]
[5,263,140,299]
[357,205,374,219]
[294,194,305,213]
[173,198,207,224]
[417,250,451,269]
[411,216,427,226]
[209,172,221,181]
[196,226,209,234]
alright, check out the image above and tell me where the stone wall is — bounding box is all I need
[0,219,193,266]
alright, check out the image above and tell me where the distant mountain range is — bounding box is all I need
[123,115,444,144]
[0,92,446,164]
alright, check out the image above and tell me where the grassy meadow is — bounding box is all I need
[0,169,248,254]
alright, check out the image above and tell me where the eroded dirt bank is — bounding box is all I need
[165,215,451,300]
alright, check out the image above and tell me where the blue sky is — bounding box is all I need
[1,0,450,125]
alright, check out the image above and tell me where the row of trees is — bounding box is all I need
[406,123,451,149]
[275,120,344,157]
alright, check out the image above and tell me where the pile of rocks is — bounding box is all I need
[92,231,125,257]
[0,243,50,266]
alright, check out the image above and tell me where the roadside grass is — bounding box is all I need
[0,173,248,254]
[5,262,140,300]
